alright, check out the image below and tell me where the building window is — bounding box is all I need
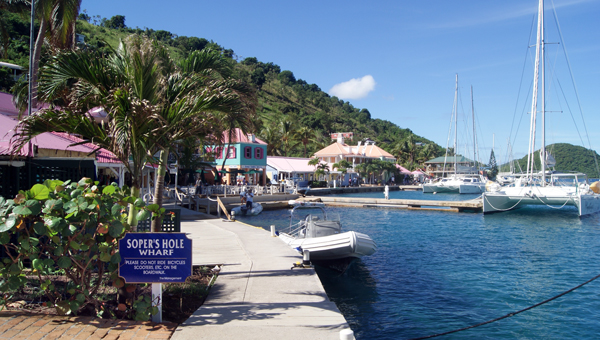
[227,146,236,159]
[254,147,263,159]
[244,146,252,159]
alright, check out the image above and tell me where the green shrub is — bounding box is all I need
[0,178,159,319]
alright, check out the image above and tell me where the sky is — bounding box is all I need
[80,0,600,164]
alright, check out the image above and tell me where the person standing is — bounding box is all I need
[240,189,247,204]
[194,175,202,196]
[245,189,254,209]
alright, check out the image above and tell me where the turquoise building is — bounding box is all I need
[206,129,268,185]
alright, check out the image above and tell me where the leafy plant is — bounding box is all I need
[0,178,157,318]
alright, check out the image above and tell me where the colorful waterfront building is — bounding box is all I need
[312,133,396,185]
[205,128,268,185]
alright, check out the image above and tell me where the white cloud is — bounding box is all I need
[328,75,376,100]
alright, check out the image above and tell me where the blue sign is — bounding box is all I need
[119,233,193,283]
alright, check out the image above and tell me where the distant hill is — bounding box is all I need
[0,12,446,160]
[501,143,600,178]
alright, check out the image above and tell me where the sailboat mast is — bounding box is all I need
[454,74,458,175]
[541,0,546,185]
[527,0,544,180]
[471,86,477,172]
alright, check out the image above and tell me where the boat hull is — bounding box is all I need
[231,203,263,216]
[423,184,459,193]
[278,231,377,261]
[578,193,600,216]
[483,186,600,217]
[459,183,486,194]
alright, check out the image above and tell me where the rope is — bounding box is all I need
[537,193,573,210]
[483,185,576,212]
[483,192,528,212]
[408,272,600,340]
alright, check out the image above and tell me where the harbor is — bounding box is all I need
[235,190,600,340]
[173,185,482,215]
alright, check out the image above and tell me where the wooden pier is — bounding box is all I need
[308,196,483,213]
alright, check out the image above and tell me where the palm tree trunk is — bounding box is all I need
[31,15,47,109]
[151,149,168,232]
[127,185,140,232]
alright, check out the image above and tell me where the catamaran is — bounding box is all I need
[482,0,600,216]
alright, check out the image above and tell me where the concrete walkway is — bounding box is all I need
[171,217,352,340]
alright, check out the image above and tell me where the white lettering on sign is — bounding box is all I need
[125,237,186,256]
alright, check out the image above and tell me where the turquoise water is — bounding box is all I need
[236,190,600,339]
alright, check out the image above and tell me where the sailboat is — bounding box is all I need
[423,75,487,194]
[482,0,600,216]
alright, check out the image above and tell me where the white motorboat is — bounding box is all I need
[277,201,376,267]
[231,202,263,216]
[482,0,600,217]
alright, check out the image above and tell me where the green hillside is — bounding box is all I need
[1,12,445,162]
[501,143,600,178]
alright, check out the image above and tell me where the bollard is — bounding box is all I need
[303,249,310,265]
[340,329,355,340]
[270,225,276,237]
[231,210,236,221]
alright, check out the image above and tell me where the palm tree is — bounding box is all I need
[14,36,256,230]
[30,0,81,108]
[279,120,296,157]
[150,48,256,230]
[294,126,314,158]
[314,162,330,181]
[259,123,282,156]
[402,134,417,164]
[14,37,161,229]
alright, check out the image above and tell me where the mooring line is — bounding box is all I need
[408,272,600,340]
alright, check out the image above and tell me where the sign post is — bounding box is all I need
[119,233,193,322]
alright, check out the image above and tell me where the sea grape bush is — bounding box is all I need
[0,178,162,319]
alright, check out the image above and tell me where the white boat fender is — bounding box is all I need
[303,249,311,265]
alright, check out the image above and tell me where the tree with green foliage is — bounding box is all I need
[294,126,315,158]
[314,162,330,181]
[0,178,158,319]
[14,36,255,231]
[29,0,81,108]
[332,159,351,176]
[279,120,297,157]
[487,149,498,180]
[104,15,125,29]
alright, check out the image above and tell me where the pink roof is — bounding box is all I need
[0,114,26,156]
[0,92,19,117]
[267,156,315,173]
[395,164,412,174]
[221,128,266,145]
[50,132,121,164]
[0,113,120,163]
[411,169,428,176]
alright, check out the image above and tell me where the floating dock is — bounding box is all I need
[306,185,421,196]
[307,196,483,213]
